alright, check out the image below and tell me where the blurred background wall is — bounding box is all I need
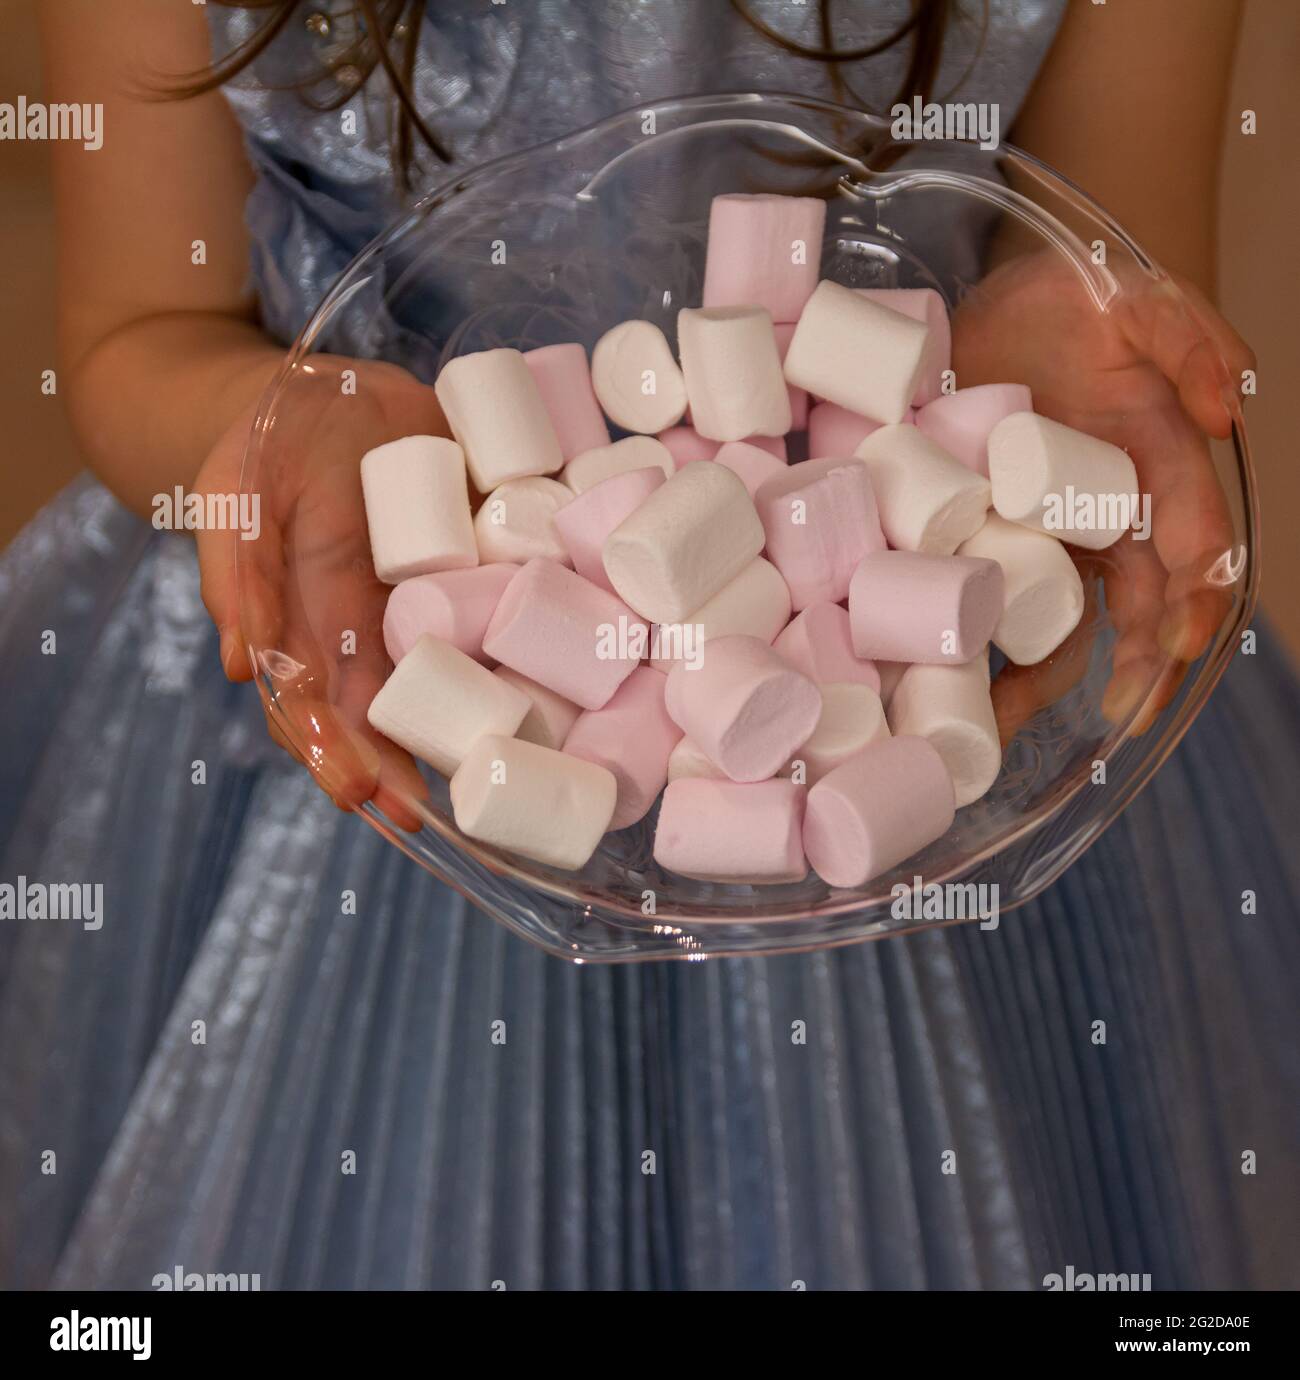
[2,0,1296,656]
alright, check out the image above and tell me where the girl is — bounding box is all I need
[4,0,1294,1288]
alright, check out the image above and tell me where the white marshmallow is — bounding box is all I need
[367,634,530,777]
[563,435,675,494]
[450,735,617,871]
[887,659,1001,808]
[988,412,1140,550]
[361,435,477,583]
[854,423,991,554]
[667,737,727,782]
[602,460,765,624]
[650,557,791,673]
[783,281,928,424]
[590,320,688,433]
[434,348,564,491]
[856,288,951,406]
[677,306,792,442]
[785,683,890,785]
[493,667,581,751]
[473,476,572,565]
[958,513,1085,665]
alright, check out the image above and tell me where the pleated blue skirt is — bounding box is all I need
[1,479,1296,1289]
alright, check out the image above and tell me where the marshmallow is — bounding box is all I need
[361,435,477,583]
[677,306,793,441]
[773,603,880,692]
[958,513,1085,665]
[473,476,572,565]
[451,735,616,872]
[849,550,1003,665]
[650,557,791,673]
[367,634,530,777]
[856,288,951,406]
[754,457,886,610]
[773,322,809,428]
[657,427,787,465]
[590,320,687,433]
[988,412,1140,550]
[383,563,518,665]
[482,558,644,710]
[665,634,822,783]
[784,281,928,424]
[803,736,955,888]
[434,348,564,491]
[563,667,682,829]
[654,778,808,884]
[553,466,665,592]
[493,667,581,751]
[522,343,611,462]
[786,683,890,786]
[877,661,907,707]
[854,423,991,554]
[667,736,727,782]
[713,440,788,498]
[563,435,674,494]
[915,384,1033,477]
[887,659,1001,809]
[602,461,765,624]
[701,193,826,323]
[807,401,888,459]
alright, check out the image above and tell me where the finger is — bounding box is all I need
[195,523,244,678]
[1119,278,1248,441]
[1083,394,1236,633]
[1101,654,1187,736]
[1158,547,1238,663]
[1171,276,1256,394]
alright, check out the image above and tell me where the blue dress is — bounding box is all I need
[1,1,1296,1289]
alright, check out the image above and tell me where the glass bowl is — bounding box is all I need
[238,93,1258,962]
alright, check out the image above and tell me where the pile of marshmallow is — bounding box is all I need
[361,193,1137,889]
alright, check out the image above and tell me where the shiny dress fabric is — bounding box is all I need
[0,1,1296,1290]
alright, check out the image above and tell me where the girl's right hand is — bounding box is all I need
[195,356,448,829]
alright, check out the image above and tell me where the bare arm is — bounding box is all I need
[1011,0,1242,296]
[39,0,282,516]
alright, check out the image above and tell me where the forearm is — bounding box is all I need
[65,312,283,517]
[1010,0,1242,299]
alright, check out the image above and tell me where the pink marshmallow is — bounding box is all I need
[773,603,880,692]
[803,735,955,888]
[657,426,787,466]
[654,778,808,884]
[754,457,886,611]
[383,563,519,665]
[856,288,951,407]
[848,550,1003,665]
[552,466,665,592]
[712,440,788,498]
[772,322,809,429]
[807,401,886,459]
[657,425,718,466]
[523,343,611,463]
[914,383,1034,477]
[808,404,917,457]
[702,193,826,324]
[482,558,645,710]
[664,634,822,783]
[562,666,682,829]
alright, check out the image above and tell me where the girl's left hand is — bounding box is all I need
[950,251,1254,742]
